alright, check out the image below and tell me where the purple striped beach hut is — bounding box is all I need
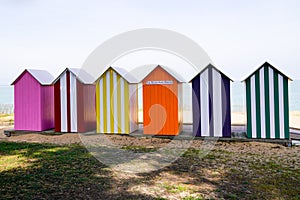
[191,64,232,137]
[11,69,54,131]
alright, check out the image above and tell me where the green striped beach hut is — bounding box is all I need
[243,62,292,139]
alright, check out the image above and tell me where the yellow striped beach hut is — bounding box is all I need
[95,66,138,134]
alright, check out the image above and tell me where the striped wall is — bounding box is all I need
[246,65,289,139]
[192,65,231,137]
[54,71,78,132]
[96,68,138,134]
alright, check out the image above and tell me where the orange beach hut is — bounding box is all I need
[142,65,184,136]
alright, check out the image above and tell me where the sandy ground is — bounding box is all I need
[0,114,14,127]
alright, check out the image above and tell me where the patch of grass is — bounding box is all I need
[0,140,299,200]
[161,182,189,194]
[0,114,13,118]
[224,193,238,200]
[121,145,157,153]
[182,196,204,200]
[0,141,111,199]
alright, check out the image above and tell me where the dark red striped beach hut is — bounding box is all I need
[52,68,96,133]
[190,64,232,137]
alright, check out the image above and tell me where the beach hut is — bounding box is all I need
[52,68,96,133]
[190,64,232,137]
[142,65,184,136]
[243,62,291,139]
[95,66,138,134]
[11,69,54,131]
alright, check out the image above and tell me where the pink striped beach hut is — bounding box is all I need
[11,69,54,131]
[52,68,96,133]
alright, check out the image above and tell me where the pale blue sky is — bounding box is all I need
[0,0,299,85]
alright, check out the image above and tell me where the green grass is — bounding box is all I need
[0,142,111,199]
[0,141,299,200]
[121,145,157,153]
[0,114,13,117]
[161,182,189,194]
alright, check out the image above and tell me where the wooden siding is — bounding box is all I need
[142,66,182,135]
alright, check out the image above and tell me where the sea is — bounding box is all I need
[1,80,299,115]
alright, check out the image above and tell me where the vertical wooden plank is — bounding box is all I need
[66,71,71,132]
[76,80,84,132]
[117,74,121,133]
[255,71,261,139]
[278,75,285,139]
[222,75,231,137]
[246,78,252,138]
[264,66,271,139]
[283,77,290,139]
[213,68,222,137]
[124,80,129,133]
[269,68,275,138]
[259,68,266,138]
[110,69,114,133]
[54,81,61,132]
[70,73,77,132]
[103,73,107,133]
[200,69,210,137]
[192,74,200,137]
[251,76,257,138]
[274,71,280,139]
[208,67,214,137]
[96,80,100,133]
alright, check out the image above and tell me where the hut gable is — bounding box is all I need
[243,62,292,82]
[141,65,185,83]
[244,62,291,139]
[191,64,231,137]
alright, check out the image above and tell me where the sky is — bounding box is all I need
[0,0,300,85]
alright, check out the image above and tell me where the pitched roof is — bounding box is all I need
[97,66,138,83]
[52,68,94,84]
[242,61,292,82]
[111,66,139,83]
[138,64,186,83]
[11,69,54,85]
[189,63,233,82]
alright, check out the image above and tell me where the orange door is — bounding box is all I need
[142,66,179,135]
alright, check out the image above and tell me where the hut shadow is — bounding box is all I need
[0,142,157,199]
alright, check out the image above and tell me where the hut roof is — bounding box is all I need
[139,64,185,83]
[11,69,54,85]
[188,63,233,82]
[97,66,138,83]
[242,61,292,82]
[52,68,94,84]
